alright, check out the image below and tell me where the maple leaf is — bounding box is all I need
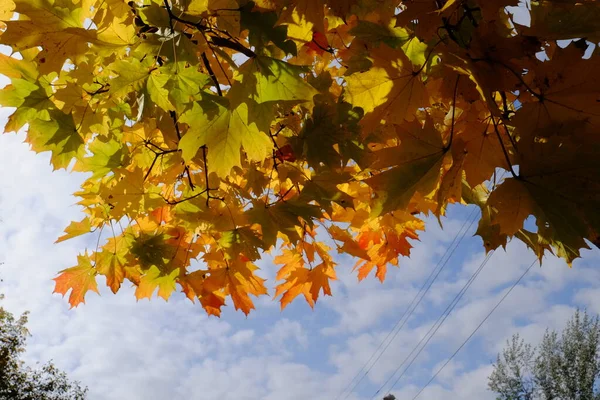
[240,2,296,55]
[344,45,428,129]
[55,217,92,244]
[237,56,318,104]
[279,0,325,44]
[2,0,96,72]
[53,254,99,308]
[179,96,272,176]
[201,258,268,315]
[247,199,322,246]
[274,262,336,310]
[366,116,447,216]
[135,266,180,301]
[523,1,600,41]
[487,128,600,264]
[96,234,135,293]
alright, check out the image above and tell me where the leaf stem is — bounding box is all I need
[445,75,460,151]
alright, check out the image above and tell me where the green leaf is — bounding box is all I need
[179,97,272,176]
[350,20,410,48]
[238,56,318,104]
[219,227,266,260]
[73,137,126,179]
[165,63,211,111]
[138,1,171,28]
[368,152,445,216]
[109,58,152,99]
[292,102,363,169]
[135,266,179,301]
[365,117,446,216]
[240,1,297,56]
[27,110,85,170]
[247,200,322,247]
[147,68,175,112]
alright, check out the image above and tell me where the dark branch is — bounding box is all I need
[445,75,461,151]
[201,53,223,97]
[162,0,256,59]
[491,116,519,180]
[209,36,256,59]
[169,110,196,190]
[163,190,208,205]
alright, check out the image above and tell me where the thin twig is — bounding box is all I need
[169,110,195,190]
[144,149,179,181]
[491,115,519,179]
[163,0,256,58]
[445,75,461,151]
[201,53,223,96]
[163,190,208,205]
[201,146,214,207]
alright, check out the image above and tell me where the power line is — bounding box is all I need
[335,208,480,400]
[371,251,495,399]
[337,172,508,400]
[409,258,537,400]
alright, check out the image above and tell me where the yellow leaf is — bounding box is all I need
[135,267,180,301]
[55,217,92,243]
[344,45,428,129]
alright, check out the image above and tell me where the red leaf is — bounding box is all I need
[275,144,296,162]
[305,31,329,56]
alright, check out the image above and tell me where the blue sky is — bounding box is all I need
[1,126,600,400]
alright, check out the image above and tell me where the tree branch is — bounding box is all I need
[162,0,256,59]
[201,53,223,97]
[169,110,196,190]
[491,116,519,180]
[445,75,461,151]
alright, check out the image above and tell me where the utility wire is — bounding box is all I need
[338,172,507,400]
[371,251,495,399]
[335,207,479,400]
[410,258,537,400]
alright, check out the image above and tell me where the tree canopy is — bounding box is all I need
[0,0,598,315]
[488,309,600,400]
[0,299,87,399]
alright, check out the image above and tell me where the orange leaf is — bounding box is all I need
[53,253,99,308]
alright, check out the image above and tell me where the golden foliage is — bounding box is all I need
[1,0,599,313]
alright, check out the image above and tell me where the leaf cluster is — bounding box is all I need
[0,0,599,314]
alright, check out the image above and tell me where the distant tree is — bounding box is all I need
[0,298,87,400]
[488,309,600,400]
